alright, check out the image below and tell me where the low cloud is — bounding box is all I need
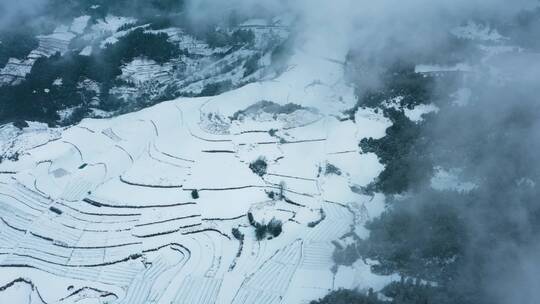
[0,0,48,29]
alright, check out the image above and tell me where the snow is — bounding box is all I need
[91,15,136,36]
[120,58,173,85]
[451,21,505,42]
[70,16,91,34]
[415,63,472,73]
[0,122,62,163]
[0,58,34,85]
[334,259,399,292]
[0,17,394,303]
[34,26,77,57]
[53,78,63,86]
[355,108,391,140]
[404,103,439,122]
[99,25,142,48]
[79,45,92,56]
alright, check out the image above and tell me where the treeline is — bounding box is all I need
[0,27,38,68]
[352,62,449,194]
[311,279,448,304]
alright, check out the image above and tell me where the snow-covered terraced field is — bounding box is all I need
[0,30,398,303]
[0,24,79,86]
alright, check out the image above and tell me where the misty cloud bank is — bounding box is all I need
[0,0,48,28]
[423,55,540,304]
[335,2,540,304]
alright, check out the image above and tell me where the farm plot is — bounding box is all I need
[231,241,303,304]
